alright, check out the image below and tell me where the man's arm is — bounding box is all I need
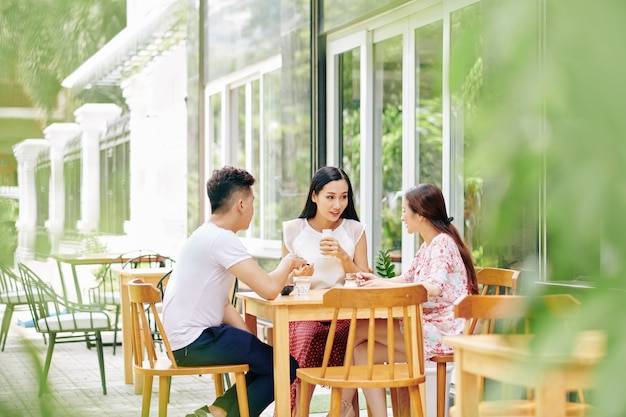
[222,302,251,332]
[229,253,306,300]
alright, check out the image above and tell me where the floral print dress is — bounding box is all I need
[402,233,469,358]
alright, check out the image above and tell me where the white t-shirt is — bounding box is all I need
[282,218,365,289]
[162,222,252,351]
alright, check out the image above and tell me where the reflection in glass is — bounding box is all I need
[415,21,443,187]
[263,70,283,240]
[207,93,222,173]
[339,47,361,214]
[374,35,403,253]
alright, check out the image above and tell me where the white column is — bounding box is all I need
[122,72,159,248]
[13,139,49,263]
[74,103,122,233]
[43,123,81,254]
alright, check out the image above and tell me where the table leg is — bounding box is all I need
[273,306,290,416]
[456,351,479,417]
[120,280,134,385]
[535,372,566,417]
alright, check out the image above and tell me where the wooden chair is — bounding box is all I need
[88,249,174,354]
[128,278,250,417]
[0,263,32,351]
[448,294,591,416]
[17,262,112,395]
[297,284,428,417]
[432,267,520,417]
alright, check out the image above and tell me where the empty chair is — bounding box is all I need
[296,284,429,417]
[128,278,250,417]
[432,266,520,417]
[17,262,112,395]
[0,263,31,351]
[88,249,174,354]
[449,293,591,416]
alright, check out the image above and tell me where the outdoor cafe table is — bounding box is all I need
[444,331,605,417]
[118,267,171,393]
[50,252,134,304]
[236,289,416,417]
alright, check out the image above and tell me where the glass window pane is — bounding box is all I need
[340,47,361,214]
[374,35,403,253]
[415,20,443,186]
[208,93,222,172]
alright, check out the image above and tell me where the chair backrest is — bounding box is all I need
[18,263,69,333]
[476,267,520,296]
[156,269,172,299]
[89,250,173,306]
[123,253,175,270]
[128,278,178,369]
[319,284,428,382]
[0,263,28,304]
[455,294,580,334]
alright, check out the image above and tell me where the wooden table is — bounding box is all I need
[236,289,416,417]
[119,267,171,393]
[50,253,132,304]
[444,331,605,417]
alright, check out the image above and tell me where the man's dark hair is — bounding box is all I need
[206,166,256,213]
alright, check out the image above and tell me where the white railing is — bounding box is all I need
[0,186,19,199]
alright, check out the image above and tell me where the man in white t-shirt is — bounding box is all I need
[163,166,307,417]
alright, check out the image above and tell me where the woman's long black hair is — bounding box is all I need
[298,166,360,221]
[405,183,478,294]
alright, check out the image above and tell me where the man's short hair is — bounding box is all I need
[206,166,256,213]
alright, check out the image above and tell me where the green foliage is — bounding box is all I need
[374,249,396,278]
[0,198,18,264]
[466,1,626,415]
[0,0,126,120]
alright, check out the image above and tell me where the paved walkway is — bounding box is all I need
[0,305,392,417]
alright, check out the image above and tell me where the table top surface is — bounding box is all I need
[444,331,606,364]
[50,252,130,264]
[236,288,328,305]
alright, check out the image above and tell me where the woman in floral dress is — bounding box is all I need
[337,183,478,417]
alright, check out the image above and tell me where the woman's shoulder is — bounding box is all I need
[339,219,366,243]
[431,233,461,253]
[282,218,307,243]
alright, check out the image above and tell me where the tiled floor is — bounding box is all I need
[0,305,393,417]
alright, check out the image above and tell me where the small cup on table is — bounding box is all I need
[344,272,360,288]
[294,276,312,296]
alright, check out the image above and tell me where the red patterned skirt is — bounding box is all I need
[288,319,351,410]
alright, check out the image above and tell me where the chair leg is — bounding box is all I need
[329,387,342,417]
[159,375,170,417]
[233,371,250,417]
[299,381,313,417]
[408,384,426,417]
[437,362,448,417]
[0,304,14,351]
[142,375,154,417]
[391,387,410,416]
[39,333,56,397]
[213,373,225,396]
[95,331,107,395]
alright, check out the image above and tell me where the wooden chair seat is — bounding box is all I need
[129,278,250,417]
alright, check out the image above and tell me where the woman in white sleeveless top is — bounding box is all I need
[282,166,369,417]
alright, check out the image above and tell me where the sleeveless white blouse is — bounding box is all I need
[282,218,365,289]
